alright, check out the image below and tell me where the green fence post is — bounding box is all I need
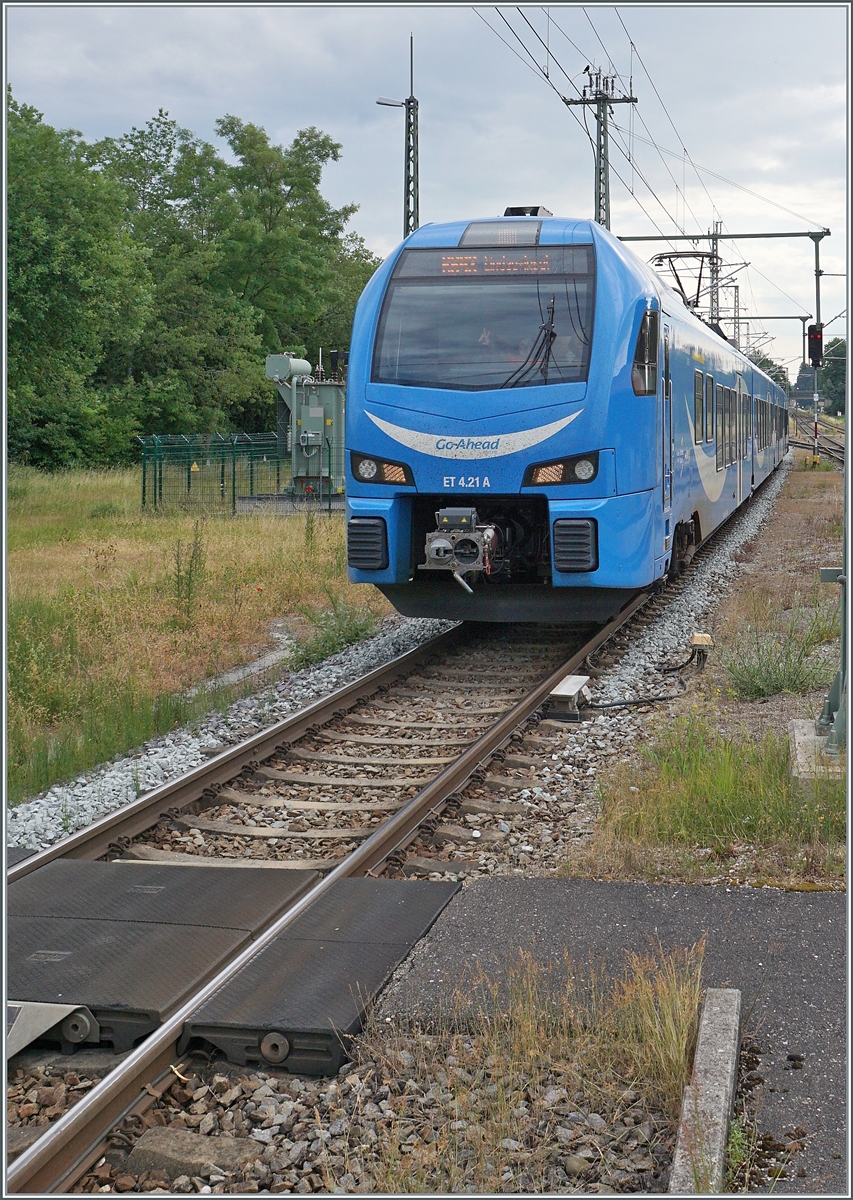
[141,441,147,508]
[231,437,237,515]
[249,447,255,497]
[326,438,332,516]
[157,439,163,508]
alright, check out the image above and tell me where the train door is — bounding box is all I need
[748,376,756,493]
[662,324,673,552]
[735,374,745,505]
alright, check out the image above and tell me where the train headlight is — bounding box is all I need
[523,451,600,487]
[574,458,596,481]
[351,453,414,485]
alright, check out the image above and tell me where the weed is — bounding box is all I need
[726,1114,751,1188]
[718,591,835,699]
[599,715,845,848]
[88,501,123,519]
[304,510,316,554]
[289,590,379,669]
[169,521,207,625]
[7,469,389,802]
[59,798,74,835]
[354,943,704,1194]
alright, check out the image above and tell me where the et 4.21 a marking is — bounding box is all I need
[443,476,491,488]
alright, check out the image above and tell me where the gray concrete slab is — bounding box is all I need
[377,879,846,1196]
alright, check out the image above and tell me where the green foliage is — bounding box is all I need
[821,337,846,416]
[748,352,790,394]
[606,716,845,848]
[289,589,379,669]
[7,91,380,469]
[719,592,837,699]
[7,90,153,467]
[169,521,207,626]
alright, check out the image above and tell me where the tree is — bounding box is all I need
[297,233,382,369]
[821,338,846,416]
[7,90,152,466]
[7,96,379,464]
[211,117,359,352]
[748,352,790,394]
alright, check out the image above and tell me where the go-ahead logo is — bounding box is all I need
[365,410,582,459]
[435,436,501,452]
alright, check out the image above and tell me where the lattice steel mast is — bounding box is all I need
[564,67,637,229]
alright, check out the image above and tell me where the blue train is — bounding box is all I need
[345,215,788,622]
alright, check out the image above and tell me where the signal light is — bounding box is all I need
[808,324,823,367]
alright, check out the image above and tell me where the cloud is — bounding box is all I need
[6,3,847,361]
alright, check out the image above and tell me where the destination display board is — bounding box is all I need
[393,245,595,279]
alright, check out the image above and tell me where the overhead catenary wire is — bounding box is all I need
[609,122,827,228]
[474,7,596,159]
[479,6,823,356]
[580,5,705,234]
[544,7,706,236]
[612,5,721,222]
[491,7,683,244]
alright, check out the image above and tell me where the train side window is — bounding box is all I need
[715,384,724,470]
[723,387,730,466]
[745,394,751,458]
[631,310,659,395]
[705,375,714,442]
[693,371,704,442]
[730,389,737,465]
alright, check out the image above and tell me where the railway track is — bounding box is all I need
[6,481,783,1193]
[8,603,651,1193]
[791,411,845,466]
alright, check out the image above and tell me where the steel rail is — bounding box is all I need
[7,593,650,1193]
[6,625,466,884]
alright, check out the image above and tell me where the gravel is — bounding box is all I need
[5,616,454,853]
[55,1056,673,1194]
[7,457,790,868]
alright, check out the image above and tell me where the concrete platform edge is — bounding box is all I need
[669,987,741,1194]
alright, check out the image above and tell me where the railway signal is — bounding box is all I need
[808,323,824,366]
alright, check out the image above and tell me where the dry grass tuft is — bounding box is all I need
[348,943,704,1193]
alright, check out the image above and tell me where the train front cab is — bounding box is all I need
[345,218,786,622]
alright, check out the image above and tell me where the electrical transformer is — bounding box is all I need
[265,352,346,498]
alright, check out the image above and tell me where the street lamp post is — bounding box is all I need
[377,36,419,239]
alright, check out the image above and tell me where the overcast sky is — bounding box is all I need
[5,2,849,368]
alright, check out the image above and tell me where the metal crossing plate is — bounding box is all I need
[6,846,36,867]
[6,864,319,1054]
[180,878,461,1075]
[7,861,319,933]
[8,916,248,1052]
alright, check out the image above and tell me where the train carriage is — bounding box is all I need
[345,216,787,622]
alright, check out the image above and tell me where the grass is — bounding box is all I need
[6,465,388,804]
[348,942,704,1194]
[288,590,381,669]
[718,587,838,700]
[562,715,846,888]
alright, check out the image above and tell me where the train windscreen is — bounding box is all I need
[372,246,595,391]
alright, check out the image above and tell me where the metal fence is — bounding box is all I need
[138,434,345,514]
